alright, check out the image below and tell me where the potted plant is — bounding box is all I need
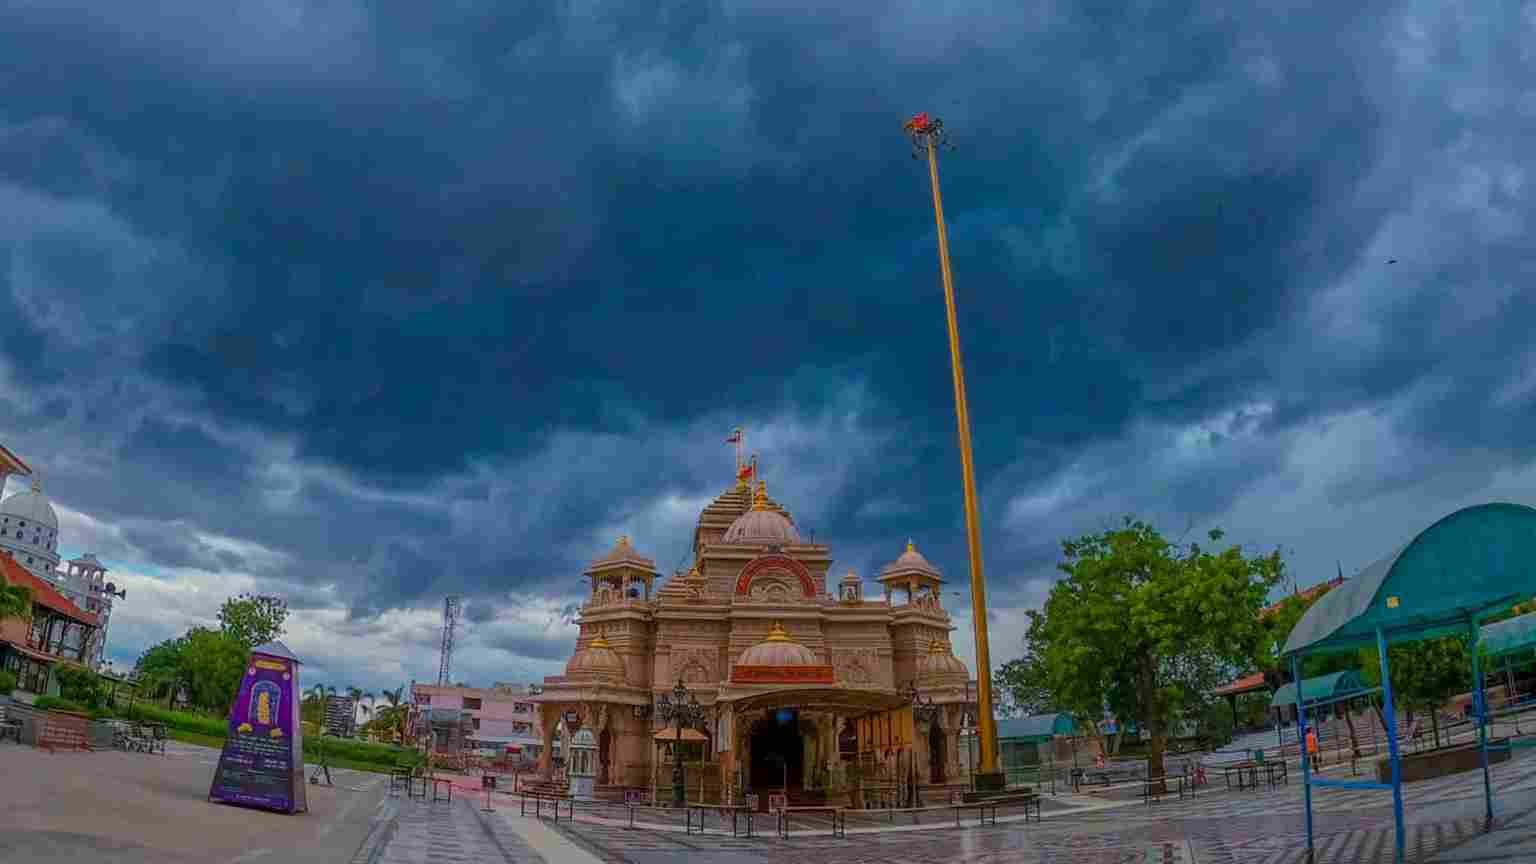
[0,669,15,705]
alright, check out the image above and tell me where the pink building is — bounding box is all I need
[410,682,547,758]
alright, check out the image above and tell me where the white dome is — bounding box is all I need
[722,481,801,545]
[1,480,59,531]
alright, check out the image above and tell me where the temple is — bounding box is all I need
[533,464,974,807]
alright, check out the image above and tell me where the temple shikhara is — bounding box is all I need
[534,443,975,807]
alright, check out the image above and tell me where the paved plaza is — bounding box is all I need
[6,739,1536,862]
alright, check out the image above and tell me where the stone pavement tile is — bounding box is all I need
[374,796,546,863]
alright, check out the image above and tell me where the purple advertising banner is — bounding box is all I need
[208,649,304,813]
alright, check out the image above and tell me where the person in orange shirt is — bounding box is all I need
[1306,728,1322,767]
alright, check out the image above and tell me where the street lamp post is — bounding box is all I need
[656,679,705,808]
[905,682,941,808]
[903,112,1004,792]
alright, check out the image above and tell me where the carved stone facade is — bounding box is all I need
[532,466,974,805]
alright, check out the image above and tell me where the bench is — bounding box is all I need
[519,791,575,822]
[775,805,846,839]
[0,706,23,744]
[685,803,756,837]
[953,792,1040,827]
[1140,774,1194,804]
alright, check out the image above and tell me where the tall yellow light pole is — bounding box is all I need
[903,113,1003,791]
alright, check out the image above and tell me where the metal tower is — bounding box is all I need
[437,596,460,687]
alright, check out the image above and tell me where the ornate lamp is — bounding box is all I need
[656,678,705,807]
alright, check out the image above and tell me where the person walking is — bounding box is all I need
[1306,727,1322,768]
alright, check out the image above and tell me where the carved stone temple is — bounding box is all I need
[533,472,975,808]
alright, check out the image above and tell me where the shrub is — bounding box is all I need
[55,666,106,710]
[0,669,16,696]
[118,703,228,738]
[305,734,422,769]
[34,695,91,714]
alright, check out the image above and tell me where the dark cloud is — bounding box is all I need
[1,0,1533,688]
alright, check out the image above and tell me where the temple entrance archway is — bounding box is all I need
[928,721,946,784]
[749,709,804,799]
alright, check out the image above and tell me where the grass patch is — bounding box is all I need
[166,728,226,749]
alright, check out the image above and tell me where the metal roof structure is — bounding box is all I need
[1268,670,1369,710]
[1479,610,1536,659]
[1279,502,1536,864]
[1283,503,1536,656]
[996,713,1076,741]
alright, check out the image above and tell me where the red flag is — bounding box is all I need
[904,112,932,133]
[737,463,754,483]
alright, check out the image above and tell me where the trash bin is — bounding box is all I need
[1253,748,1265,765]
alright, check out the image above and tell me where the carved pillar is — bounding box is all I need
[539,705,558,774]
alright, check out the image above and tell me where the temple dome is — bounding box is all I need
[722,481,801,545]
[917,640,969,683]
[879,539,943,582]
[736,622,819,667]
[1,476,58,531]
[566,632,625,681]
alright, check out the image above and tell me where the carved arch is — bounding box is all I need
[734,554,816,599]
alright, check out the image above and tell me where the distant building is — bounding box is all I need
[0,447,123,671]
[410,681,546,759]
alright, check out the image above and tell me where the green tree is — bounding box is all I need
[994,653,1052,719]
[133,636,190,706]
[217,594,289,649]
[179,628,250,713]
[1361,636,1470,748]
[1028,518,1283,783]
[0,580,32,624]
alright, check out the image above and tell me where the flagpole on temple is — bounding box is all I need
[903,112,1003,792]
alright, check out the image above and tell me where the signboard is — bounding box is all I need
[482,775,497,790]
[768,792,787,813]
[625,789,644,804]
[746,793,760,810]
[208,643,306,814]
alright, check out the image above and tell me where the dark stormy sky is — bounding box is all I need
[0,0,1531,691]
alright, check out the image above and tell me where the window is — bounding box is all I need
[514,702,531,714]
[463,697,482,710]
[472,718,481,730]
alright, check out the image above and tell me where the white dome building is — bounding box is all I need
[0,475,61,579]
[0,462,121,671]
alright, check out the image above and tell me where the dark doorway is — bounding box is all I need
[838,718,857,760]
[928,722,947,784]
[750,709,804,797]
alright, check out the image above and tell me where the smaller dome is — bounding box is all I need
[879,539,942,581]
[737,621,819,667]
[1,476,59,532]
[588,535,657,573]
[566,632,626,681]
[918,640,969,682]
[722,481,801,545]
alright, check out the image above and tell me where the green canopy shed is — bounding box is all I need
[1281,502,1536,864]
[1268,670,1370,711]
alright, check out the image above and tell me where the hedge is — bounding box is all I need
[114,703,419,768]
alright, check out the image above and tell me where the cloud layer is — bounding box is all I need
[1,0,1532,688]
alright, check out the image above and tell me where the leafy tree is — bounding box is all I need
[1361,636,1470,748]
[218,593,289,649]
[179,628,250,714]
[54,666,106,710]
[134,636,190,706]
[0,580,31,624]
[994,653,1052,719]
[1028,518,1283,783]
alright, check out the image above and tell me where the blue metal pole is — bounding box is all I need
[1470,615,1493,824]
[1293,653,1314,862]
[1377,627,1405,864]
